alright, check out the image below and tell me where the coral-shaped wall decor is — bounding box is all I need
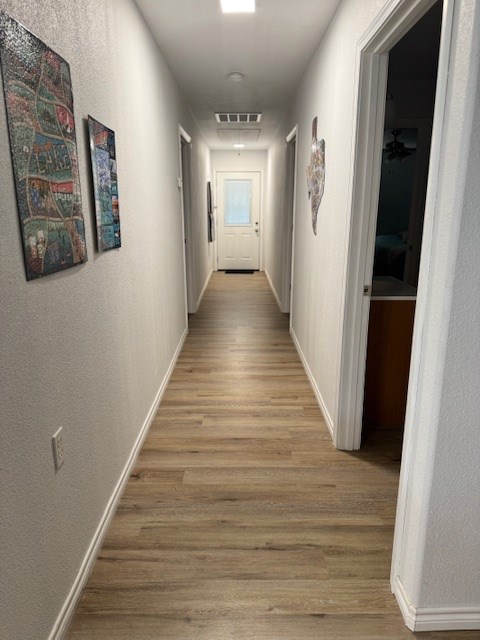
[306,116,325,235]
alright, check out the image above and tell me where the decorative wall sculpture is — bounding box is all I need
[0,12,87,280]
[88,116,121,251]
[306,116,325,235]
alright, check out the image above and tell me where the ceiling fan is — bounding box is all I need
[384,129,413,162]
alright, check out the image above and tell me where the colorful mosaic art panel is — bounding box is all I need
[88,116,121,251]
[0,12,87,279]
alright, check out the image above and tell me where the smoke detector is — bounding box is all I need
[227,71,246,82]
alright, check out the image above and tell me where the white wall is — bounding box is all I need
[211,150,268,174]
[392,0,480,628]
[0,1,210,638]
[266,0,389,431]
[211,150,267,270]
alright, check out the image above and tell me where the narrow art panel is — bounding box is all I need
[207,180,214,242]
[88,116,121,251]
[0,12,87,280]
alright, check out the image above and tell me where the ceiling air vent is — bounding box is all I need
[215,113,262,124]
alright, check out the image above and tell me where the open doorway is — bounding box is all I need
[362,2,443,448]
[336,0,452,452]
[283,127,298,315]
[179,127,196,315]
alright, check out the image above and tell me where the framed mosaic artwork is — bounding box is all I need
[0,12,87,279]
[88,116,121,251]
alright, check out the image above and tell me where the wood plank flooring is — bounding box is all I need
[67,272,477,639]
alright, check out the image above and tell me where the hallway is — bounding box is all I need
[65,273,472,639]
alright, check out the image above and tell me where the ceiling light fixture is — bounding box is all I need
[234,143,245,149]
[220,0,255,14]
[227,72,245,82]
[384,129,413,163]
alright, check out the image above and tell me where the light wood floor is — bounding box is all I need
[67,272,477,639]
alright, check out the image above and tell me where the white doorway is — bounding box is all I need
[283,127,298,315]
[336,0,453,451]
[331,1,454,629]
[216,171,261,271]
[361,3,443,446]
[179,127,196,314]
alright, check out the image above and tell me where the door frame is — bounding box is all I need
[335,0,455,451]
[178,125,196,315]
[214,170,263,271]
[284,125,298,317]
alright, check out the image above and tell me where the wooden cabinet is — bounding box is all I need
[363,299,416,434]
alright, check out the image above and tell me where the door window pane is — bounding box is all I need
[225,180,251,225]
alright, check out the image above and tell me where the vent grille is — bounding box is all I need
[215,113,262,124]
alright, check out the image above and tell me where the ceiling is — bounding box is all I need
[134,0,342,150]
[389,1,442,80]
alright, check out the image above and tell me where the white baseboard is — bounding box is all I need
[394,576,421,631]
[394,576,480,631]
[196,269,212,309]
[49,327,188,640]
[290,328,335,439]
[265,269,283,312]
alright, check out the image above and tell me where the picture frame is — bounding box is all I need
[88,115,121,251]
[0,12,87,279]
[207,180,215,242]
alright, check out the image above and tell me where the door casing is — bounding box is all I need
[178,125,196,315]
[284,126,298,317]
[335,0,453,451]
[331,0,455,622]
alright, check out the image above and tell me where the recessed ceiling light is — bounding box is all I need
[220,0,255,14]
[234,143,245,149]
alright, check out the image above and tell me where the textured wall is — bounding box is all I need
[266,0,388,427]
[211,151,267,177]
[0,1,210,638]
[393,0,480,615]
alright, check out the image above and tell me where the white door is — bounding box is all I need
[217,172,260,270]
